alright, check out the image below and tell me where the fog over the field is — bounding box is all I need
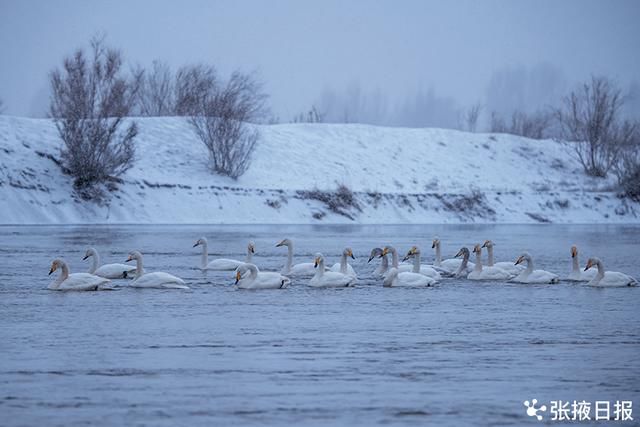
[0,0,638,127]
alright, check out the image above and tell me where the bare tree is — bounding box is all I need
[292,105,325,123]
[49,35,141,196]
[556,76,636,177]
[459,103,482,132]
[614,123,640,200]
[174,64,217,116]
[490,109,552,139]
[189,71,267,179]
[136,60,174,116]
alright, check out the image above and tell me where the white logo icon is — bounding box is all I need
[524,399,547,421]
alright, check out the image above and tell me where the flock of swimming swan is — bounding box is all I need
[47,237,638,291]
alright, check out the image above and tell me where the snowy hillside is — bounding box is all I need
[0,115,637,224]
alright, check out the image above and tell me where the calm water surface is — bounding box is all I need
[0,224,639,426]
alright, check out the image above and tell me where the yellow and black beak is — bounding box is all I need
[82,254,89,260]
[192,241,199,248]
[314,257,320,268]
[515,256,524,265]
[125,255,133,263]
[235,270,242,284]
[348,250,355,260]
[382,247,389,256]
[275,241,283,247]
[454,249,463,258]
[48,264,56,275]
[584,260,593,271]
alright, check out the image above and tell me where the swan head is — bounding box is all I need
[382,246,392,256]
[343,247,355,259]
[481,240,493,249]
[571,245,578,258]
[515,252,531,265]
[314,253,324,268]
[126,251,142,263]
[368,247,383,263]
[432,238,440,249]
[193,237,207,248]
[248,241,256,254]
[275,238,291,248]
[82,247,97,260]
[472,244,482,255]
[584,257,600,271]
[454,247,469,258]
[49,259,64,275]
[402,246,419,262]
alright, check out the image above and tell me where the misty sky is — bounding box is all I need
[1,0,639,126]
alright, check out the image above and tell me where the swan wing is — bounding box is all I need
[394,272,435,287]
[309,271,354,288]
[593,272,637,287]
[418,265,441,280]
[206,258,243,271]
[131,272,188,289]
[58,273,111,291]
[94,263,137,279]
[239,272,291,289]
[285,262,318,276]
[493,262,524,276]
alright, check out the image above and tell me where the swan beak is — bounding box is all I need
[314,258,319,268]
[349,251,355,260]
[454,250,462,258]
[235,270,241,284]
[125,256,133,263]
[584,260,593,271]
[250,247,255,254]
[515,256,524,265]
[367,256,373,263]
[571,247,577,258]
[402,255,410,262]
[382,247,389,256]
[82,254,89,260]
[481,241,489,248]
[48,267,54,275]
[275,241,283,247]
[192,242,199,248]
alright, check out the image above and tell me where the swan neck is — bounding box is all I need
[285,244,293,271]
[89,253,99,274]
[474,251,482,271]
[391,248,399,268]
[314,259,325,277]
[487,246,494,266]
[595,260,605,278]
[135,257,144,279]
[247,264,258,280]
[524,258,533,274]
[571,255,579,273]
[246,248,253,263]
[201,240,208,268]
[435,244,442,266]
[340,253,347,274]
[412,252,420,273]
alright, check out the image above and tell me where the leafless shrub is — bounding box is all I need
[490,109,552,139]
[293,105,325,123]
[49,35,140,196]
[189,71,267,179]
[614,126,640,200]
[136,60,174,116]
[556,76,637,177]
[458,103,482,132]
[174,64,217,116]
[296,184,361,220]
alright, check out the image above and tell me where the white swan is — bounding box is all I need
[276,238,321,276]
[382,246,433,276]
[432,237,474,275]
[510,253,559,284]
[48,259,112,291]
[234,263,291,289]
[584,258,637,287]
[193,238,254,270]
[467,244,514,281]
[453,247,473,278]
[368,247,389,277]
[125,251,189,289]
[309,253,356,288]
[83,247,136,279]
[383,267,436,287]
[567,245,597,282]
[330,247,357,278]
[481,240,524,276]
[402,247,441,280]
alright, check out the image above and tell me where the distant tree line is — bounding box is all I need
[48,34,267,200]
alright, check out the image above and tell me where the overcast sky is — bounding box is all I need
[1,0,639,124]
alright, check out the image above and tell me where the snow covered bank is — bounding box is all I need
[0,115,637,224]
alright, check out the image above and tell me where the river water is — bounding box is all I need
[0,224,638,426]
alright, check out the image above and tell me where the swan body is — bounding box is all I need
[481,240,524,276]
[277,238,325,276]
[584,258,637,287]
[368,247,389,277]
[83,247,136,279]
[510,253,559,284]
[402,246,441,280]
[383,267,436,287]
[48,259,112,291]
[193,237,254,271]
[432,238,474,275]
[382,246,440,279]
[234,263,291,289]
[566,245,597,282]
[309,254,356,288]
[467,244,514,281]
[452,247,472,278]
[126,251,189,289]
[330,247,357,278]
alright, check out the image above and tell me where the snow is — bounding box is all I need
[0,115,637,224]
